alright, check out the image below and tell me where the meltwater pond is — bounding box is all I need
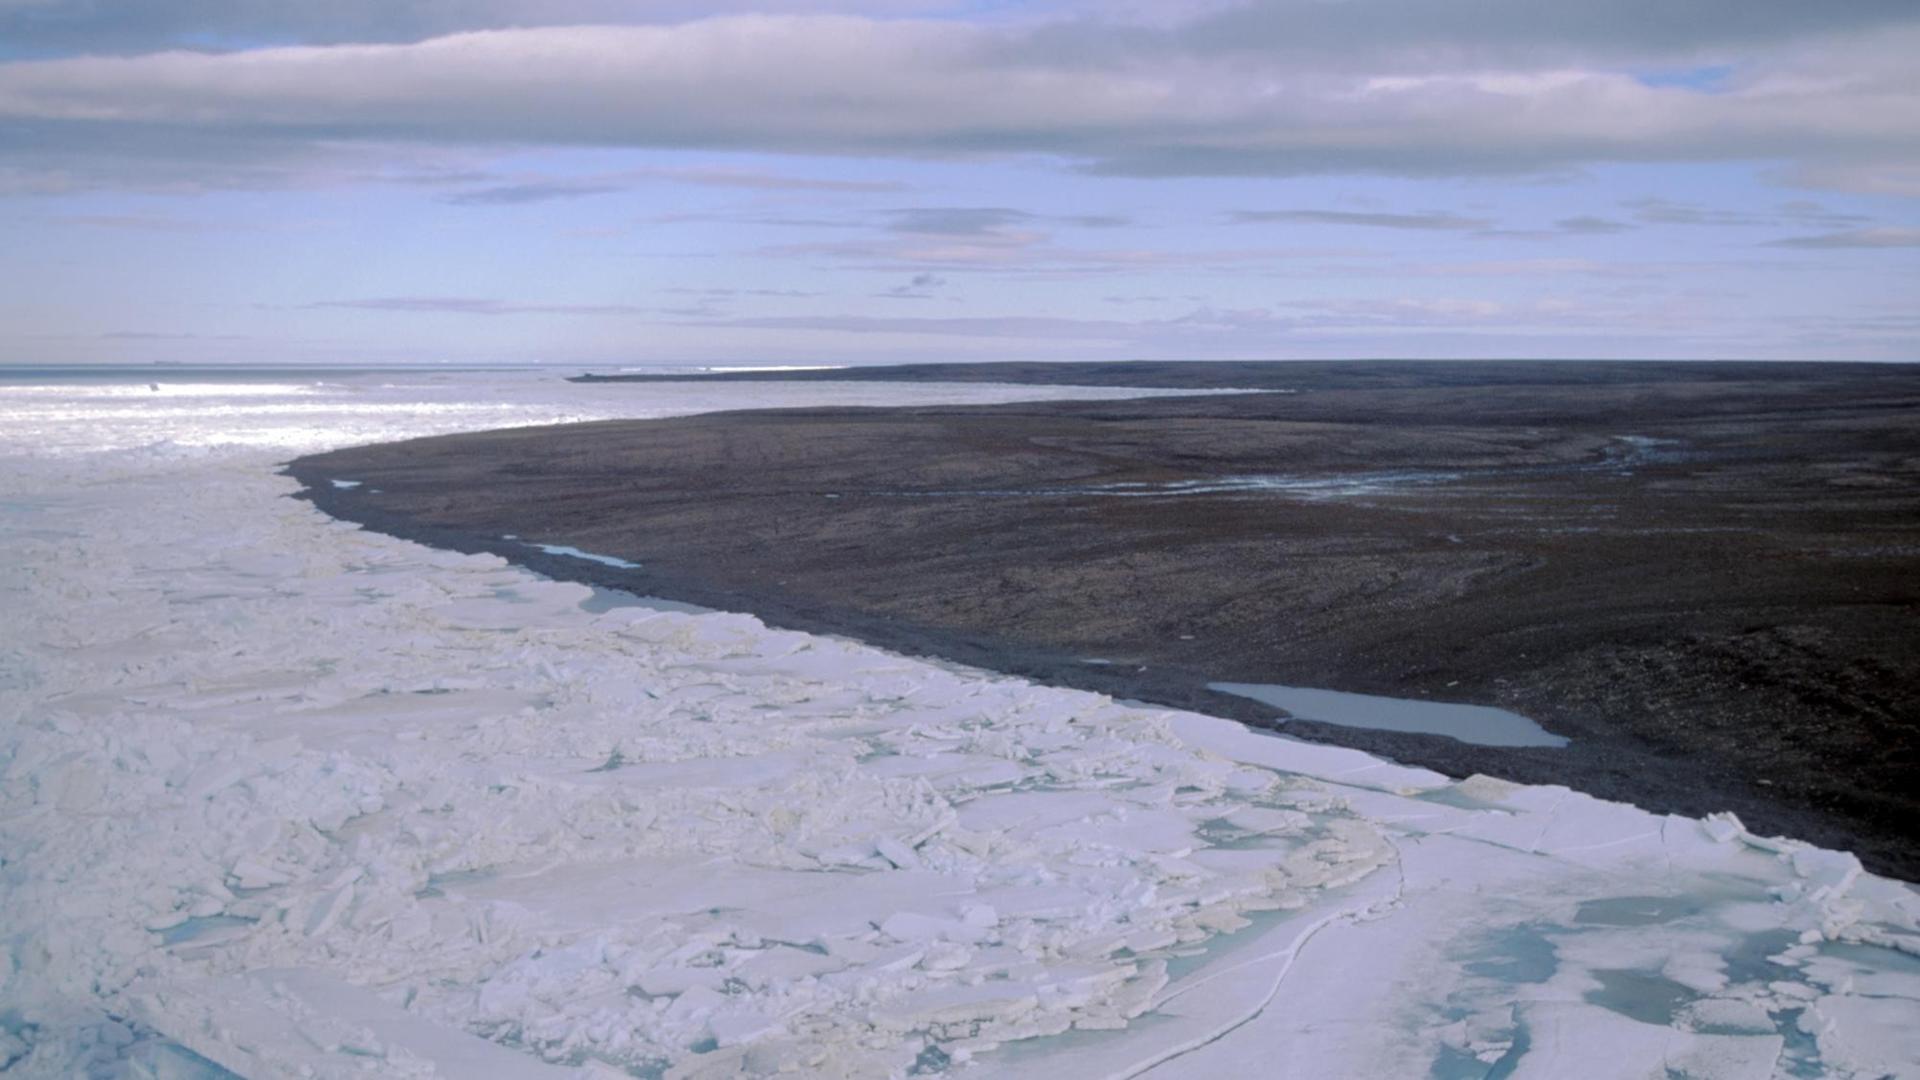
[1208,681,1568,748]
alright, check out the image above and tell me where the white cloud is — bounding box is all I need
[0,12,1915,193]
[0,0,972,52]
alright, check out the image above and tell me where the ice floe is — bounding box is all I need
[0,370,1914,1079]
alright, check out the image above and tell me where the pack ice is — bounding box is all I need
[0,372,1914,1079]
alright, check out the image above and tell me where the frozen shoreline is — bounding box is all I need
[2,371,1915,1078]
[294,362,1920,878]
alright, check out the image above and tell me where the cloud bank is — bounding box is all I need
[0,3,1915,194]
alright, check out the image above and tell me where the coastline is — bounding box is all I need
[290,361,1920,879]
[568,357,1907,390]
[9,366,1913,1076]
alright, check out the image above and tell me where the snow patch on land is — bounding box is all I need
[525,542,642,570]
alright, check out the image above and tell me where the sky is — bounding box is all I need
[2,0,1917,367]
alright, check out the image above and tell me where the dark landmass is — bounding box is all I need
[294,360,1920,879]
[572,358,1863,391]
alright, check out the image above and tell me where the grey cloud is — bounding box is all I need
[0,118,466,195]
[446,166,907,206]
[0,1,613,53]
[369,167,500,186]
[1775,160,1920,199]
[878,271,947,298]
[441,180,625,205]
[1624,198,1770,227]
[644,167,906,193]
[884,208,1036,236]
[651,211,855,229]
[1179,0,1919,65]
[1229,209,1495,231]
[10,0,1906,62]
[0,1,959,54]
[877,207,1129,243]
[1556,215,1634,234]
[1765,227,1920,249]
[3,13,1913,192]
[1625,197,1883,230]
[1774,200,1871,229]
